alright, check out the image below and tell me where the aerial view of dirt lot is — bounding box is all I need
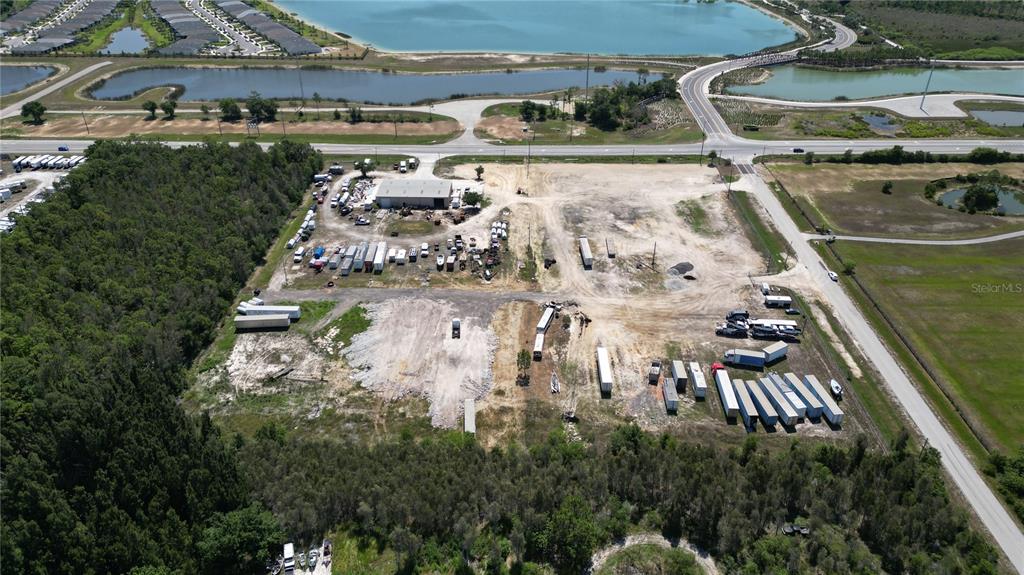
[192,162,878,447]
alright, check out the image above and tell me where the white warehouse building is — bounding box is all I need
[375,179,454,209]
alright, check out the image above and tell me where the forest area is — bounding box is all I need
[0,138,1013,575]
[0,139,320,574]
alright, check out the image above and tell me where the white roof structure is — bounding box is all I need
[376,179,452,200]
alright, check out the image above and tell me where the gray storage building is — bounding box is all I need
[376,180,453,209]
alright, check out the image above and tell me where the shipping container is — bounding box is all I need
[328,254,342,269]
[803,374,845,425]
[663,378,679,412]
[758,377,797,426]
[745,380,778,427]
[724,348,766,368]
[769,373,806,418]
[712,364,739,418]
[237,304,301,319]
[354,242,368,270]
[536,306,555,333]
[596,347,613,394]
[688,362,707,398]
[733,378,758,428]
[785,373,823,419]
[364,243,378,272]
[234,313,291,330]
[579,237,593,268]
[763,341,788,363]
[533,333,544,360]
[396,249,407,265]
[670,360,688,393]
[340,256,354,276]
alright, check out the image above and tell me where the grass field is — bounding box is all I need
[767,163,1024,239]
[596,544,703,575]
[830,239,1024,452]
[477,100,702,146]
[728,190,792,274]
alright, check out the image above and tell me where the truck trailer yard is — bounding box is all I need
[193,162,880,447]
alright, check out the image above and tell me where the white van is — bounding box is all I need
[292,247,306,263]
[399,160,407,173]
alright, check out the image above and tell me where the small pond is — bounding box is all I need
[87,66,638,104]
[860,112,900,132]
[969,110,1024,127]
[0,65,58,95]
[101,27,149,54]
[939,187,1024,215]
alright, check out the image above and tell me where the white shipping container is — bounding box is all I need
[770,373,806,418]
[373,242,387,272]
[579,236,593,268]
[803,374,845,426]
[238,304,301,319]
[733,378,757,429]
[234,314,291,330]
[536,306,555,333]
[758,377,797,426]
[663,378,679,412]
[746,380,778,427]
[713,367,739,418]
[688,362,707,398]
[596,347,614,394]
[785,373,823,419]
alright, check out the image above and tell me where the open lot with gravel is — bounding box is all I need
[193,162,880,447]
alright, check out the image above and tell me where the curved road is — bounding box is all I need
[0,60,113,119]
[812,229,1024,246]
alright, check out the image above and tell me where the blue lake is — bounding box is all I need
[0,65,58,95]
[939,187,1024,216]
[273,0,798,55]
[102,27,149,54]
[87,66,639,103]
[728,66,1024,101]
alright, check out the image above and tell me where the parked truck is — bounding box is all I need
[724,348,766,368]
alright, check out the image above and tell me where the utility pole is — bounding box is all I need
[280,114,287,136]
[217,117,223,136]
[632,148,635,164]
[80,111,90,135]
[699,132,705,166]
[585,53,590,101]
[651,242,657,266]
[919,60,934,111]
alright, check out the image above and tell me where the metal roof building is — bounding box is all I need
[11,0,118,54]
[151,0,222,55]
[0,0,61,36]
[213,0,320,55]
[375,180,453,209]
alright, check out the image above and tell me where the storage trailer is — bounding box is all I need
[234,313,291,331]
[724,348,766,368]
[670,360,688,393]
[663,378,679,412]
[579,236,593,269]
[237,304,301,319]
[712,363,739,418]
[533,333,545,360]
[733,378,758,428]
[596,347,613,394]
[536,306,555,333]
[363,243,378,272]
[688,362,707,398]
[769,373,806,418]
[373,242,387,272]
[764,295,792,308]
[785,373,823,419]
[803,374,845,425]
[464,399,476,434]
[745,380,777,427]
[758,377,797,426]
[763,341,788,363]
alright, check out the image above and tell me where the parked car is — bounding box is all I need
[785,308,801,316]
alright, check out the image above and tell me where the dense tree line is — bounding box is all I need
[797,45,924,67]
[823,145,1024,166]
[240,425,998,574]
[986,447,1024,524]
[580,76,679,131]
[1,139,320,574]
